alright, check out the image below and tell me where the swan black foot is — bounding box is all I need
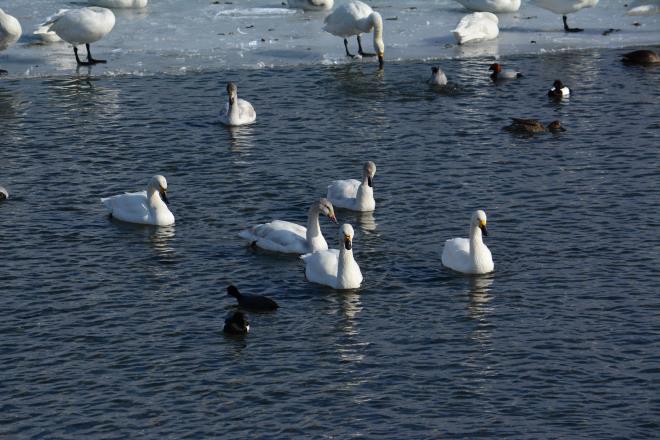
[563,15,583,33]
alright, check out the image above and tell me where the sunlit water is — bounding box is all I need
[1,49,659,438]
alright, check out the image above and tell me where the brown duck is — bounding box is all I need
[621,50,660,66]
[504,118,566,133]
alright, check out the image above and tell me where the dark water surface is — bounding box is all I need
[1,49,659,439]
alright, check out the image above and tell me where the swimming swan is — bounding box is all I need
[287,0,334,11]
[101,175,174,226]
[326,161,376,212]
[0,9,22,75]
[532,0,599,32]
[452,12,499,45]
[87,0,148,8]
[239,198,337,254]
[442,210,494,274]
[301,223,363,289]
[220,82,256,126]
[323,0,384,68]
[454,0,521,13]
[41,7,115,65]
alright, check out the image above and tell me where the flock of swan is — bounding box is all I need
[1,0,659,332]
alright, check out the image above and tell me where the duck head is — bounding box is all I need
[548,120,566,132]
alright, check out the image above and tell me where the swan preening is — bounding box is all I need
[301,223,363,290]
[239,198,337,254]
[87,0,148,8]
[287,0,334,11]
[41,7,115,65]
[442,210,494,275]
[323,0,385,68]
[452,12,499,45]
[220,82,256,126]
[454,0,521,13]
[326,161,376,212]
[548,79,570,98]
[532,0,599,32]
[0,9,22,75]
[429,66,448,86]
[101,175,175,226]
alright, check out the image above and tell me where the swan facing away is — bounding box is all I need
[287,0,334,11]
[532,0,599,32]
[442,210,494,275]
[220,82,256,126]
[429,66,448,86]
[327,161,376,212]
[323,0,384,68]
[454,0,521,13]
[87,0,148,8]
[239,198,337,254]
[101,175,174,226]
[301,224,363,290]
[548,79,570,98]
[41,7,115,65]
[452,12,499,45]
[0,9,22,75]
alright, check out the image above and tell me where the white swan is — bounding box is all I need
[301,223,363,290]
[442,210,494,275]
[429,66,448,86]
[239,198,337,254]
[33,25,62,43]
[323,0,384,68]
[532,0,599,32]
[101,175,174,226]
[87,0,148,8]
[627,4,660,15]
[326,161,376,212]
[287,0,334,11]
[41,7,115,65]
[454,0,521,13]
[0,9,22,75]
[452,12,499,45]
[220,82,256,126]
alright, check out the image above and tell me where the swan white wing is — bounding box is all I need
[301,249,340,288]
[327,179,360,209]
[441,237,471,273]
[0,11,22,50]
[33,25,62,43]
[452,12,499,44]
[532,0,598,14]
[237,98,256,124]
[323,1,372,36]
[287,0,334,11]
[101,190,150,224]
[88,0,148,8]
[239,220,309,253]
[455,0,521,13]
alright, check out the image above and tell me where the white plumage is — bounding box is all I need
[220,82,256,126]
[239,198,337,254]
[0,9,22,52]
[429,66,448,86]
[301,224,363,290]
[454,0,521,13]
[452,12,499,45]
[101,175,174,226]
[326,161,376,212]
[442,210,494,275]
[87,0,148,8]
[532,0,598,31]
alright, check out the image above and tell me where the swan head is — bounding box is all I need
[370,12,384,69]
[363,161,377,187]
[318,198,337,224]
[548,120,566,132]
[227,82,238,105]
[149,175,169,204]
[488,63,502,73]
[340,223,354,251]
[227,285,240,298]
[224,311,250,334]
[472,210,488,236]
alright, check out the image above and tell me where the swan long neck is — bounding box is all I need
[356,172,372,204]
[147,187,163,209]
[371,12,383,49]
[469,223,484,255]
[306,204,322,241]
[338,245,353,279]
[228,94,240,121]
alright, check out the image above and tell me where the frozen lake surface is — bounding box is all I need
[0,0,659,76]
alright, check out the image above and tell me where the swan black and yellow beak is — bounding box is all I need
[328,212,338,224]
[160,188,169,205]
[479,219,488,236]
[344,234,352,250]
[367,175,373,187]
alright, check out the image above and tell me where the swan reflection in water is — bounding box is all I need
[467,274,495,344]
[227,125,256,153]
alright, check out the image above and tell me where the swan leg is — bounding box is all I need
[74,46,93,66]
[86,43,107,64]
[357,35,376,57]
[344,38,356,58]
[563,15,583,33]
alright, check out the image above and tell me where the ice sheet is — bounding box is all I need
[0,0,658,77]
